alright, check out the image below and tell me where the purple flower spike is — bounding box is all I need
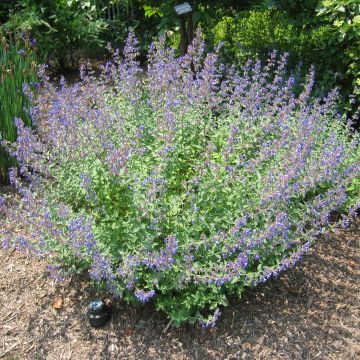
[200,308,221,328]
[134,289,156,303]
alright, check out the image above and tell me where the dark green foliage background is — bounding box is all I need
[1,0,358,101]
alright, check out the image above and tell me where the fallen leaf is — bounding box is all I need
[52,297,63,310]
[349,260,356,269]
[124,327,134,337]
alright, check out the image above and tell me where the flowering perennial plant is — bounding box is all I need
[0,31,38,182]
[1,31,359,326]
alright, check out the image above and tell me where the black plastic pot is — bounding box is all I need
[87,299,111,328]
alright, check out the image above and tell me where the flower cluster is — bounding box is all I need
[1,31,359,326]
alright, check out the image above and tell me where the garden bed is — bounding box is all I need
[1,218,359,359]
[1,30,359,359]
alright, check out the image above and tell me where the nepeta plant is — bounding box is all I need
[1,30,359,326]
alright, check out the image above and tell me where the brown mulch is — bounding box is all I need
[0,220,359,360]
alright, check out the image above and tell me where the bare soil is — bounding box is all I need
[0,219,359,360]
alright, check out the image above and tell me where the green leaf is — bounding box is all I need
[143,5,159,18]
[335,5,346,13]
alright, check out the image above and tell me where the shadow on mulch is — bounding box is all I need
[0,220,359,360]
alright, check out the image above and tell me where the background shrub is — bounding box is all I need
[315,0,360,99]
[210,10,297,64]
[4,0,107,70]
[1,1,260,69]
[1,32,359,326]
[209,0,360,120]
